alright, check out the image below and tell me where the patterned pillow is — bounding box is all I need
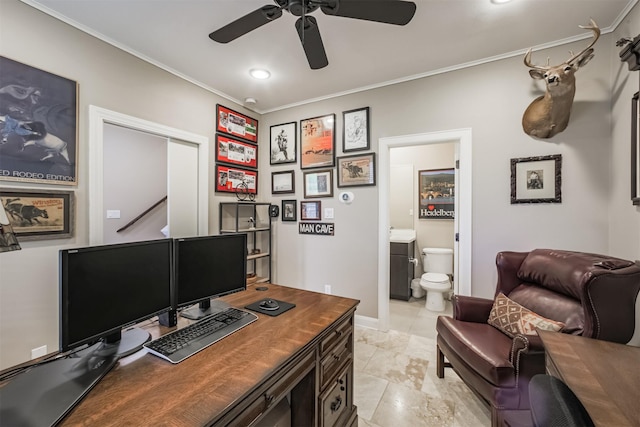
[488,293,565,337]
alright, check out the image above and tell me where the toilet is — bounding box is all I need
[419,248,453,312]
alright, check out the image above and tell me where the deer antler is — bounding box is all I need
[566,18,600,65]
[523,48,546,70]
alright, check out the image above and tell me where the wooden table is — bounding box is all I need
[60,284,359,426]
[538,330,640,427]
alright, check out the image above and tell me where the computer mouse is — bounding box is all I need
[259,299,279,311]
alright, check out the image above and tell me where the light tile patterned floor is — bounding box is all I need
[354,297,491,427]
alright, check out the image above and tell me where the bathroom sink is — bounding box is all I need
[389,229,416,243]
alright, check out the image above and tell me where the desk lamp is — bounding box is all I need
[0,203,21,252]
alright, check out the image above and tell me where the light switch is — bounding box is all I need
[324,208,334,219]
[106,210,121,219]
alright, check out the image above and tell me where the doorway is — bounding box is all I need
[378,129,472,331]
[88,106,209,244]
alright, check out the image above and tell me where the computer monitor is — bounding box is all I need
[174,233,247,320]
[59,239,173,357]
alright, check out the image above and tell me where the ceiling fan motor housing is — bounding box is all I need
[280,0,321,16]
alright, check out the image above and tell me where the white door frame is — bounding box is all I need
[88,105,209,244]
[377,129,472,331]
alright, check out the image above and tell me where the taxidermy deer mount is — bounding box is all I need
[522,19,600,139]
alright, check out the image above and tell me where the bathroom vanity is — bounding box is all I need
[389,229,416,300]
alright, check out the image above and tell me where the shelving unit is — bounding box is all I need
[219,202,272,285]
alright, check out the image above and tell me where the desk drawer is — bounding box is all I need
[226,350,315,427]
[320,316,353,357]
[320,334,352,390]
[320,367,351,427]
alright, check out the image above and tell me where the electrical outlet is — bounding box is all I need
[324,285,332,294]
[31,345,47,359]
[106,210,121,219]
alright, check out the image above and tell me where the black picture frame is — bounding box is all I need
[300,114,335,169]
[271,170,295,194]
[632,92,639,205]
[0,56,78,185]
[337,152,376,187]
[282,199,297,222]
[270,122,297,165]
[0,188,74,240]
[342,107,370,152]
[510,155,562,204]
[215,134,258,170]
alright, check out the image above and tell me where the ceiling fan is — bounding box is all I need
[209,0,417,70]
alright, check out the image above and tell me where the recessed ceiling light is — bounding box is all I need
[491,0,512,3]
[249,68,270,79]
[244,97,257,104]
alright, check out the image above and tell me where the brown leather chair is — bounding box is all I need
[435,249,640,427]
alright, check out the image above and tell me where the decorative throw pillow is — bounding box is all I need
[487,293,565,338]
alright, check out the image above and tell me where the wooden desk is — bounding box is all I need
[538,330,640,427]
[60,284,359,426]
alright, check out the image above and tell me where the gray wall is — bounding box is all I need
[0,0,251,369]
[1,0,639,369]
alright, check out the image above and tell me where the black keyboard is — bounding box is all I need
[144,307,257,363]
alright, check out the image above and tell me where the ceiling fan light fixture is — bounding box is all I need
[244,97,257,104]
[249,68,271,79]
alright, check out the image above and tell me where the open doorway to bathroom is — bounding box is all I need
[377,129,472,332]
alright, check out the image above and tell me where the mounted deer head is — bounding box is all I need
[522,19,600,139]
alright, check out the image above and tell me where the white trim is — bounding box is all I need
[355,315,379,331]
[88,105,209,245]
[378,129,472,331]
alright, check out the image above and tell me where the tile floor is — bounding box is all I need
[353,297,491,427]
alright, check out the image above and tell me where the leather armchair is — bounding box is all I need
[435,249,640,427]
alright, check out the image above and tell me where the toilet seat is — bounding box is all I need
[421,272,449,284]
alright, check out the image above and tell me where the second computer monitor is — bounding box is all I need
[174,234,247,319]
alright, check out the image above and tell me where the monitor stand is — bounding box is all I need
[102,327,151,358]
[180,298,230,320]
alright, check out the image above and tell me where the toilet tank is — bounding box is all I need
[422,247,453,274]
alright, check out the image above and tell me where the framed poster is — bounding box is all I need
[282,199,297,222]
[215,164,257,195]
[0,188,74,240]
[419,169,455,219]
[342,107,370,152]
[300,114,335,169]
[271,170,295,194]
[337,152,376,187]
[215,134,258,169]
[270,122,296,164]
[303,169,333,198]
[216,104,258,143]
[0,56,78,185]
[510,155,562,204]
[632,92,639,205]
[300,201,321,220]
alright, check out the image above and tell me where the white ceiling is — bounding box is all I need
[23,0,637,113]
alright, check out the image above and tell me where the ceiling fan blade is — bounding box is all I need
[321,0,416,25]
[295,16,328,70]
[209,5,282,43]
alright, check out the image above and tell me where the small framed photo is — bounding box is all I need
[270,122,296,165]
[0,188,74,240]
[631,92,639,205]
[216,104,258,143]
[300,200,321,221]
[303,169,333,198]
[337,152,376,187]
[510,154,562,204]
[300,114,335,169]
[272,170,295,194]
[215,134,258,169]
[342,107,370,152]
[282,199,297,222]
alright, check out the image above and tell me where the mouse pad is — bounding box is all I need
[245,299,296,317]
